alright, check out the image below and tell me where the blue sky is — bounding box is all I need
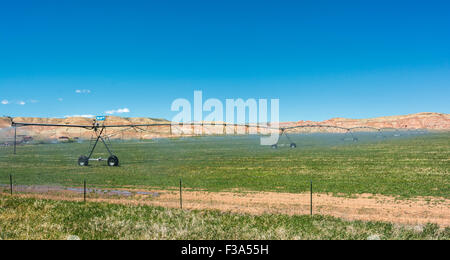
[0,0,449,121]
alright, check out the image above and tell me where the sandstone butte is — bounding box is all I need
[0,112,448,140]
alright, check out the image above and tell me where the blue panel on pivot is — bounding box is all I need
[96,116,106,121]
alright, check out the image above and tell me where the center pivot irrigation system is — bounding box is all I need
[271,125,367,149]
[10,117,177,167]
[8,116,395,167]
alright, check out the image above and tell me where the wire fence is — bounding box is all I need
[1,174,448,227]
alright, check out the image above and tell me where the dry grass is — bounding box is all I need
[0,195,448,240]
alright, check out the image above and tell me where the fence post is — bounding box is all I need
[10,174,13,195]
[310,180,313,216]
[179,179,183,209]
[84,180,86,203]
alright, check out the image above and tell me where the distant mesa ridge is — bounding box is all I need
[288,112,450,130]
[0,112,448,140]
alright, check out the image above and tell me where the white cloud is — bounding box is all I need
[1,100,29,105]
[75,89,91,94]
[64,115,95,118]
[105,108,130,115]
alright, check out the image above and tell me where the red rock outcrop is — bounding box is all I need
[0,113,448,140]
[321,112,449,130]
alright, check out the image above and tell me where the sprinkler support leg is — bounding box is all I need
[13,126,17,155]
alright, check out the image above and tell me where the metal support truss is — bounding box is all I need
[78,126,119,167]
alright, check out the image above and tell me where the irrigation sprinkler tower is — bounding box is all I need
[78,122,119,166]
[11,118,126,166]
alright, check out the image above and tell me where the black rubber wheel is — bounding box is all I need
[271,144,278,149]
[78,156,89,166]
[290,143,297,148]
[107,155,119,167]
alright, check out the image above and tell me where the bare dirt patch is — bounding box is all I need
[2,186,449,227]
[147,190,450,227]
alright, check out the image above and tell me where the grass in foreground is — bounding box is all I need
[0,195,448,240]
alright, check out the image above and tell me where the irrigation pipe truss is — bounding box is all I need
[5,116,425,166]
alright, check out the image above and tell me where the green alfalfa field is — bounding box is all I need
[0,132,448,198]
